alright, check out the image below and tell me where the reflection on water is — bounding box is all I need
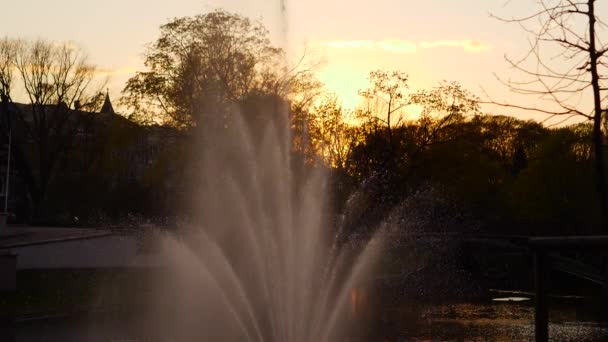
[394,301,608,341]
[492,297,531,302]
[12,299,608,341]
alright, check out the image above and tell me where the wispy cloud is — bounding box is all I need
[376,40,418,53]
[324,40,374,49]
[322,40,417,53]
[95,66,138,77]
[420,40,491,52]
[320,39,490,53]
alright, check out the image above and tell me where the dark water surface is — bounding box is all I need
[12,297,608,341]
[390,300,608,341]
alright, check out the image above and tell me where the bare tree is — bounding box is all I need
[491,0,608,229]
[358,70,409,149]
[411,81,480,150]
[307,94,360,169]
[0,38,17,100]
[282,55,325,162]
[0,38,103,218]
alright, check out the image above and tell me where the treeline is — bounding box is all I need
[320,112,599,236]
[118,9,606,235]
[0,37,186,223]
[0,9,604,235]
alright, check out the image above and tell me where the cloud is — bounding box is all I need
[376,40,417,53]
[324,40,377,50]
[95,66,138,77]
[322,40,417,53]
[320,39,490,53]
[420,40,491,52]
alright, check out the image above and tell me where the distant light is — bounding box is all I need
[492,297,531,302]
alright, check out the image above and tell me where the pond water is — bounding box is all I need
[390,300,608,341]
[11,297,608,341]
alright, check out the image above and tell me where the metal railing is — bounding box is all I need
[528,236,608,342]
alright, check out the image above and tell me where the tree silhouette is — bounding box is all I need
[121,10,282,128]
[121,9,320,132]
[491,0,608,230]
[410,81,480,152]
[0,38,104,219]
[358,70,409,151]
[308,94,359,169]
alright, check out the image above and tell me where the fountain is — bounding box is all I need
[143,100,383,342]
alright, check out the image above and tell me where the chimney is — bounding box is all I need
[74,100,81,111]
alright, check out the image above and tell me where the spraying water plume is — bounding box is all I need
[144,98,383,342]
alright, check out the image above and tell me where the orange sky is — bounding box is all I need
[1,0,605,126]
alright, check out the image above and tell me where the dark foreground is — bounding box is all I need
[6,296,607,341]
[2,258,608,341]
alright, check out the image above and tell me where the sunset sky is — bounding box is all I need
[1,0,600,124]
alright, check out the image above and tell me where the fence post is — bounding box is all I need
[534,249,548,342]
